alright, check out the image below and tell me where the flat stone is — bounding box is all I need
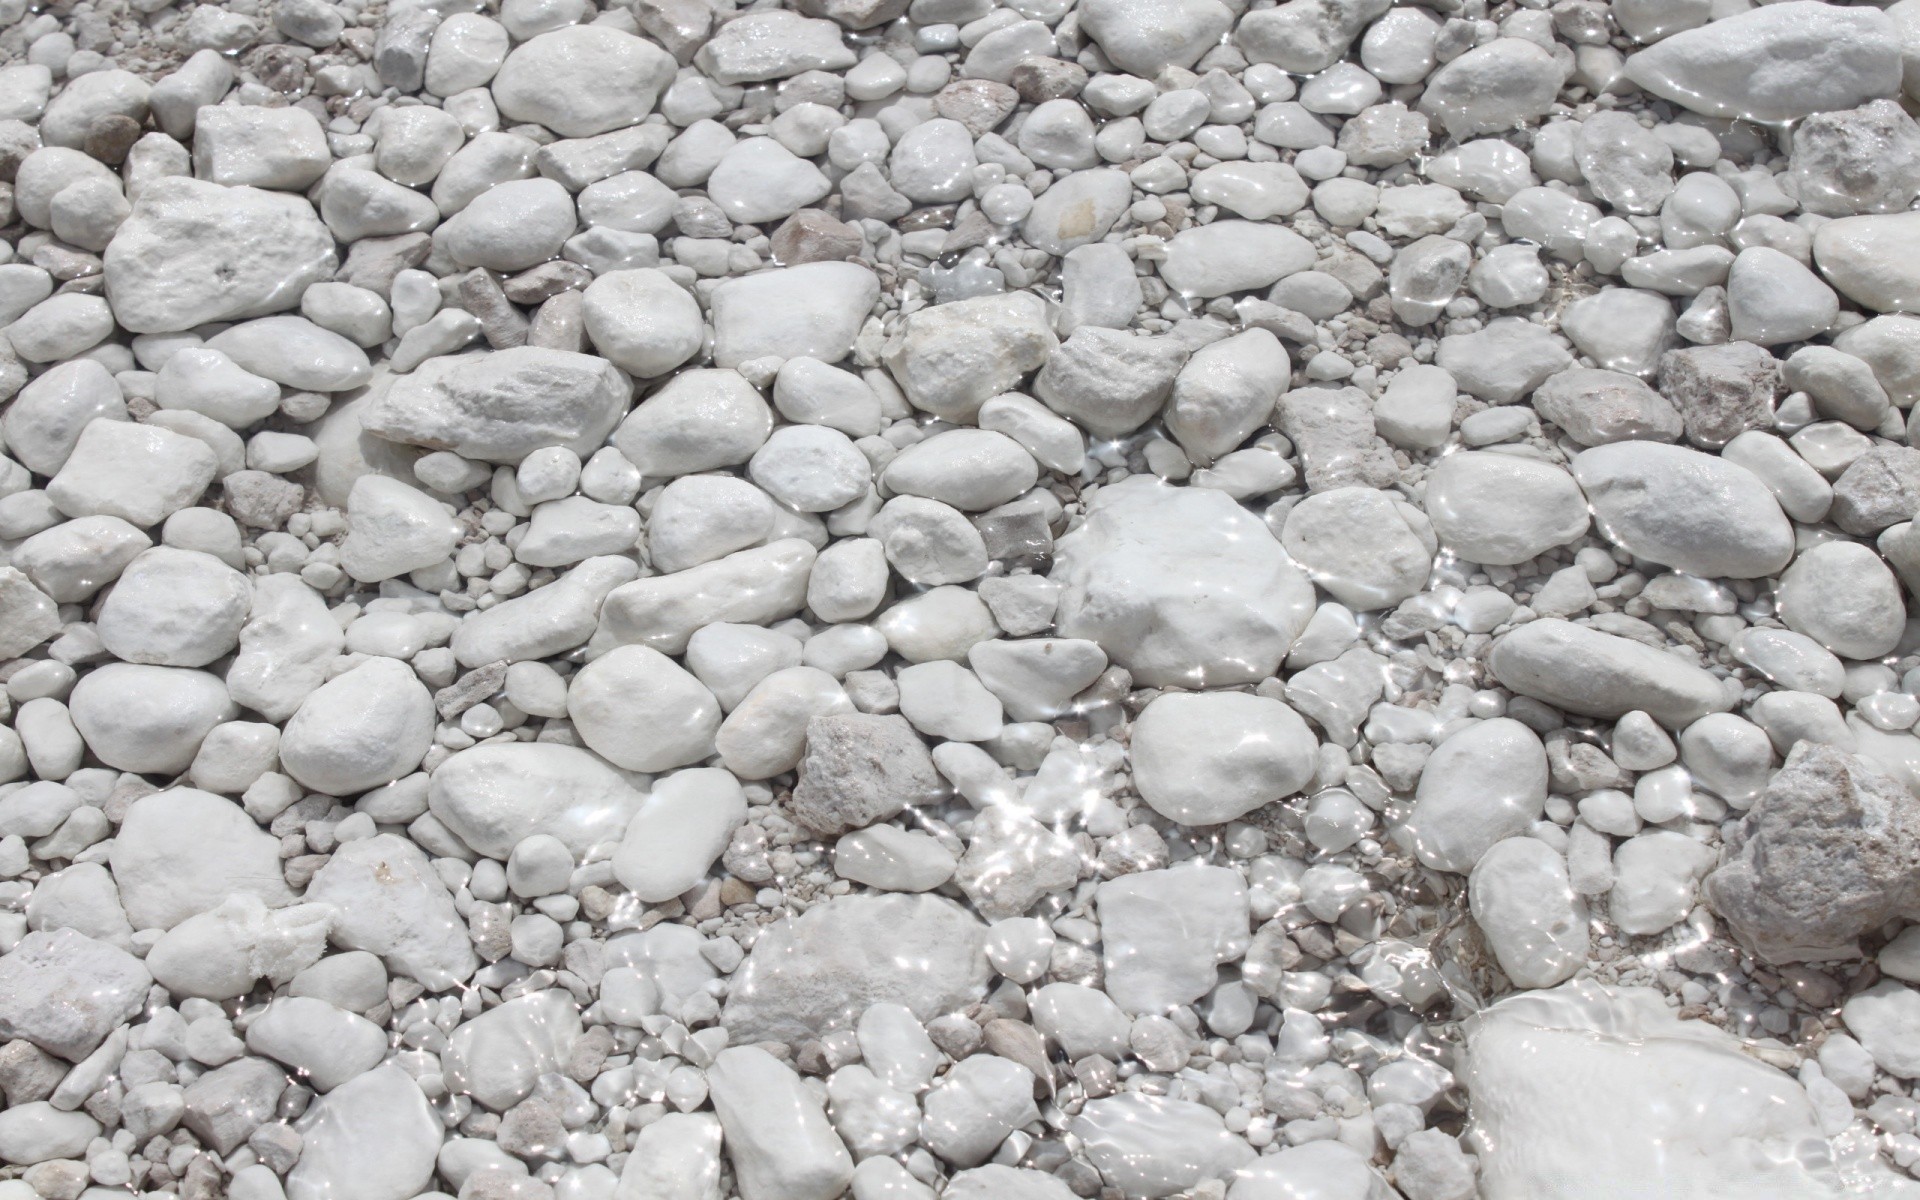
[363,346,632,464]
[0,929,149,1061]
[721,893,990,1044]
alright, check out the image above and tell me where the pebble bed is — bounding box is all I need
[6,0,1920,1198]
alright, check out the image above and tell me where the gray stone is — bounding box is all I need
[1531,368,1683,447]
[1707,744,1920,964]
[183,1057,286,1155]
[0,931,148,1061]
[787,713,941,836]
[1831,446,1920,536]
[1656,342,1780,450]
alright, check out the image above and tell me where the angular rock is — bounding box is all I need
[110,788,292,930]
[1623,1,1900,123]
[1707,744,1920,964]
[0,929,149,1061]
[787,713,941,836]
[304,834,479,989]
[707,1046,854,1200]
[882,292,1057,423]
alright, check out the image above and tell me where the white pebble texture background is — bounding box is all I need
[3,0,1920,1198]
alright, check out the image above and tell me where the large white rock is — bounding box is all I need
[1622,1,1901,123]
[0,928,151,1062]
[362,347,633,464]
[617,1112,723,1200]
[427,742,643,860]
[490,26,675,137]
[1490,619,1733,728]
[245,997,387,1092]
[881,292,1057,422]
[339,475,460,583]
[102,177,338,334]
[1842,981,1920,1079]
[1021,167,1133,256]
[1130,692,1317,826]
[2,359,125,476]
[1070,1093,1255,1199]
[582,268,704,380]
[1469,837,1588,989]
[594,539,817,656]
[10,515,149,604]
[1227,1142,1397,1200]
[1050,477,1314,687]
[1096,865,1249,1015]
[1402,718,1548,875]
[68,663,235,775]
[711,262,879,368]
[95,547,250,668]
[721,894,991,1044]
[1282,485,1434,609]
[1462,982,1852,1199]
[568,645,722,772]
[278,657,434,796]
[611,368,772,477]
[46,419,217,528]
[109,788,292,931]
[1571,441,1794,579]
[696,10,856,84]
[305,834,478,989]
[1423,451,1590,567]
[1158,220,1315,298]
[1080,0,1232,76]
[287,1064,442,1200]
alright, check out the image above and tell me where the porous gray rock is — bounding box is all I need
[1706,744,1920,964]
[787,713,942,836]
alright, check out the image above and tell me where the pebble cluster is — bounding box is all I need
[6,0,1920,1197]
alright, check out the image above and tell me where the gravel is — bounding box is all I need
[6,0,1920,1197]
